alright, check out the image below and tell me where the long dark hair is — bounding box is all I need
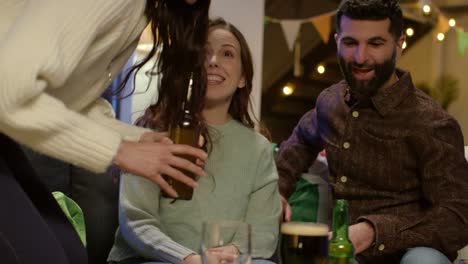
[122,0,211,136]
[209,17,255,129]
[135,15,271,151]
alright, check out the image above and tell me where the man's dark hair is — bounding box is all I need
[336,0,404,40]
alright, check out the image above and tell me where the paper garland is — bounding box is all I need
[280,20,302,51]
[265,11,335,51]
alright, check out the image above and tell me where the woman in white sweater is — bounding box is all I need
[0,1,211,263]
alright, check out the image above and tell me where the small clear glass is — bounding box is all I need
[200,220,251,264]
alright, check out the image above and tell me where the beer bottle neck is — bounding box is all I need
[172,74,194,131]
[331,200,350,242]
[181,74,193,121]
[185,73,193,110]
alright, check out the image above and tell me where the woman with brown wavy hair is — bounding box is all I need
[0,1,210,263]
[108,18,281,264]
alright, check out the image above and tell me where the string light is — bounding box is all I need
[449,18,456,27]
[282,85,294,96]
[406,28,414,37]
[402,41,407,49]
[437,33,445,41]
[317,64,326,74]
[423,4,431,15]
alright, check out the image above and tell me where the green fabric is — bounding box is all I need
[457,29,468,56]
[271,143,278,155]
[52,191,87,246]
[288,178,319,222]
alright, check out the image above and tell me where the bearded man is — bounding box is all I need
[275,0,468,263]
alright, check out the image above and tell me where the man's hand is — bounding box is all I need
[280,195,292,222]
[113,140,207,197]
[348,221,375,254]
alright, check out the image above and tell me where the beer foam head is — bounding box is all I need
[281,222,329,236]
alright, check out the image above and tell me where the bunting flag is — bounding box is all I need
[265,10,336,51]
[457,29,468,56]
[280,20,302,52]
[435,14,450,37]
[311,14,332,44]
[266,9,467,55]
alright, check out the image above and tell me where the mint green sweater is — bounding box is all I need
[108,120,282,263]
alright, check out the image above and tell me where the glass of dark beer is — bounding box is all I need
[280,222,329,264]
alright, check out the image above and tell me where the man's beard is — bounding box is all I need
[338,49,396,96]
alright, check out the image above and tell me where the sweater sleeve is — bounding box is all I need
[233,139,282,259]
[118,173,196,264]
[0,0,144,172]
[82,98,150,142]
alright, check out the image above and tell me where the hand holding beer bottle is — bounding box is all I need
[328,199,355,264]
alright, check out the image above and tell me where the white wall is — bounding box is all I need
[130,54,159,124]
[210,0,266,122]
[398,13,468,143]
[442,15,468,142]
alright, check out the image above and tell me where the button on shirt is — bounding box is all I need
[276,69,468,263]
[378,244,385,251]
[343,142,350,149]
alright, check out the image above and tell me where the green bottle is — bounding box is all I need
[328,199,355,264]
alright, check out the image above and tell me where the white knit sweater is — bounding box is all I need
[0,0,150,172]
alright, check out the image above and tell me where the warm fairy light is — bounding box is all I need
[317,64,326,74]
[402,41,407,49]
[423,4,431,15]
[282,85,294,96]
[437,33,445,41]
[406,28,414,37]
[449,18,456,27]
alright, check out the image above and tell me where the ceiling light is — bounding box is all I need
[406,28,414,37]
[423,5,431,15]
[317,65,326,74]
[449,18,456,27]
[437,33,445,41]
[282,85,294,96]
